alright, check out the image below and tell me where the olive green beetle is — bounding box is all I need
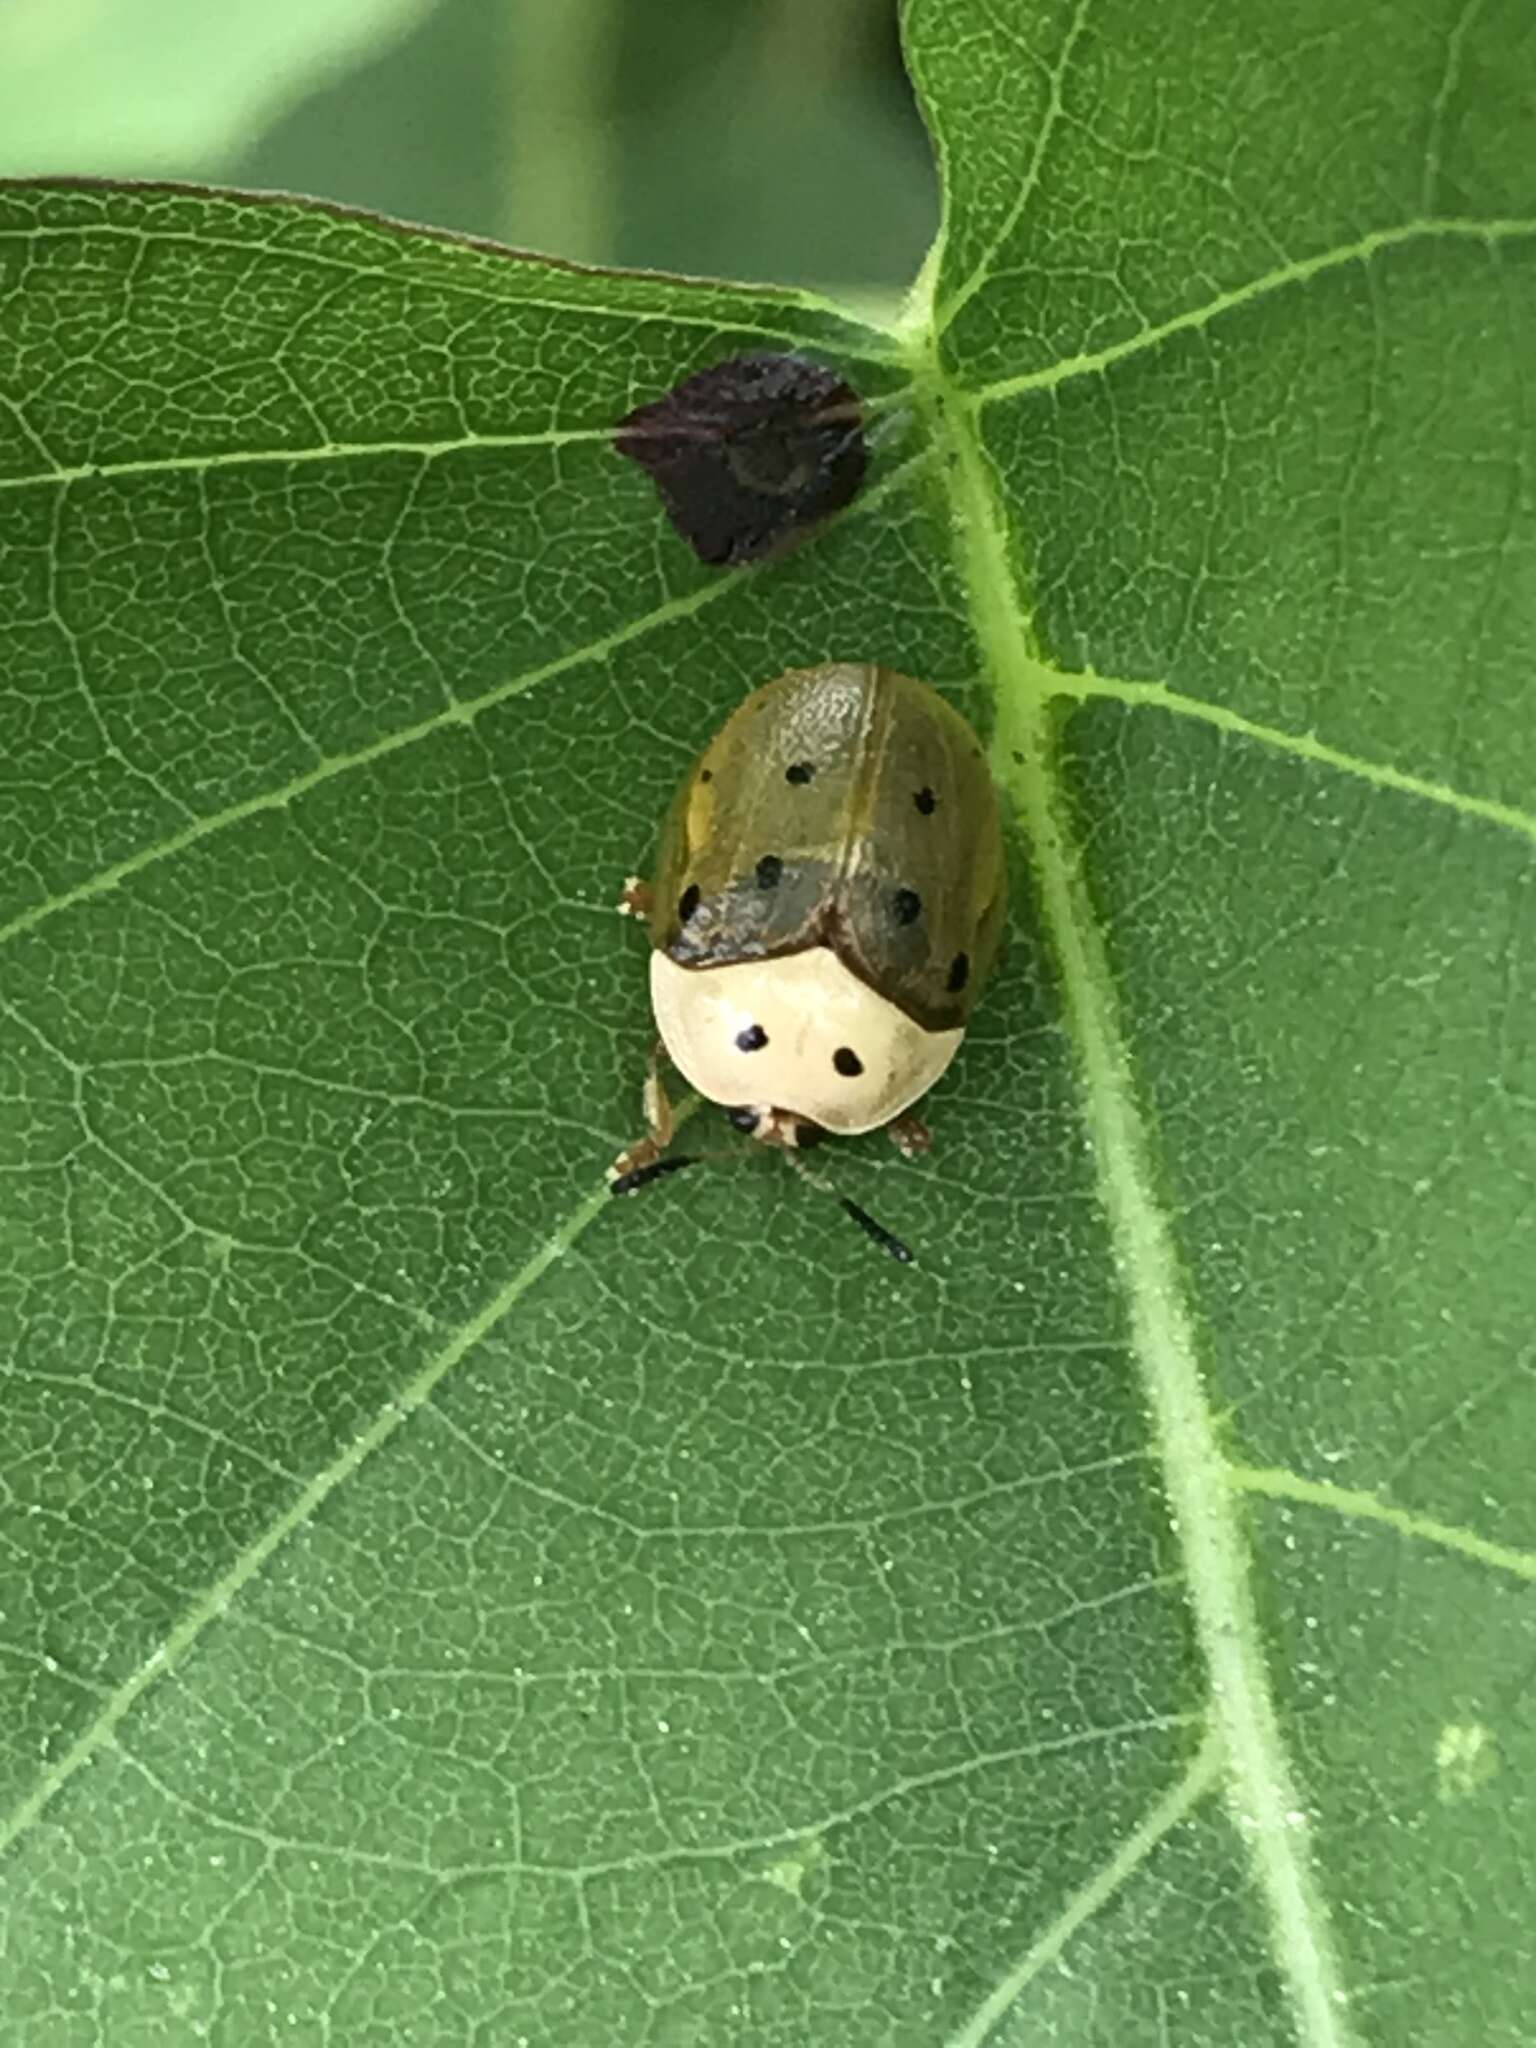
[613,664,1006,1253]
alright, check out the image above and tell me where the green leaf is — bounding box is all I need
[3,0,1534,2038]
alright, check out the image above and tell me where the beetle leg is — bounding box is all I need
[885,1111,933,1159]
[610,1039,674,1181]
[617,875,653,920]
[643,1045,675,1148]
[753,1106,798,1150]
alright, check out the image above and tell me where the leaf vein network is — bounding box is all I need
[966,215,1536,406]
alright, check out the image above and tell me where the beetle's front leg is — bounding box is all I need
[610,1038,675,1183]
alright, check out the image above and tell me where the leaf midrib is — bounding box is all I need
[914,333,1359,2045]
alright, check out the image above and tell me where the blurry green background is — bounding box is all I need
[0,0,937,307]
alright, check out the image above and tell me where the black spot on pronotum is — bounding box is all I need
[677,883,701,924]
[613,352,868,566]
[947,951,970,993]
[913,786,937,815]
[832,1047,864,1077]
[785,761,815,785]
[892,888,922,926]
[755,853,784,889]
[736,1023,769,1052]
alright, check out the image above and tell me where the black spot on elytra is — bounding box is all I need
[700,767,714,783]
[678,883,701,923]
[785,761,815,785]
[947,951,970,993]
[913,786,936,815]
[755,854,784,889]
[892,888,922,926]
[833,1047,864,1077]
[736,1023,769,1053]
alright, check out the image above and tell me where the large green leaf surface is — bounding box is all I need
[3,1,1535,2040]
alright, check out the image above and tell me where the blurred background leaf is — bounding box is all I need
[0,0,937,301]
[0,0,437,176]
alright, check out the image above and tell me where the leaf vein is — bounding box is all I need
[935,0,1096,334]
[943,1730,1224,2048]
[1231,1466,1536,1582]
[1051,670,1536,843]
[0,425,645,497]
[969,216,1536,404]
[924,347,1360,2048]
[0,201,899,355]
[0,1174,615,1861]
[551,1714,1201,1881]
[0,449,933,954]
[0,581,736,951]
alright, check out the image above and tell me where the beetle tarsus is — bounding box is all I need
[885,1112,933,1158]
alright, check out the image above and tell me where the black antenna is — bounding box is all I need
[784,1149,916,1266]
[609,1130,916,1266]
[609,1154,701,1197]
[839,1196,914,1265]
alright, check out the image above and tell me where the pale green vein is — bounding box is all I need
[558,1713,1201,1881]
[934,0,1095,335]
[1421,0,1488,214]
[1055,670,1536,845]
[0,202,900,358]
[944,1729,1225,2048]
[968,216,1536,405]
[922,350,1358,2048]
[0,449,928,953]
[0,381,919,496]
[0,424,621,496]
[1232,1466,1536,1582]
[0,576,728,950]
[0,1175,614,1859]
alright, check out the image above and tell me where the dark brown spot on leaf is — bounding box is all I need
[614,353,867,566]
